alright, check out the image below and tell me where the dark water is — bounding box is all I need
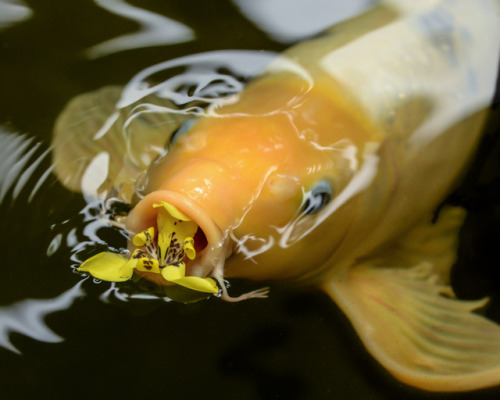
[0,1,499,399]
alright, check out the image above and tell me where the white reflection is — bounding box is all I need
[232,0,377,43]
[118,50,277,109]
[0,127,51,204]
[93,50,277,141]
[80,151,110,201]
[46,233,62,256]
[100,282,171,303]
[0,0,32,31]
[86,0,194,58]
[0,281,84,354]
[278,143,380,247]
[230,232,275,261]
[319,0,500,148]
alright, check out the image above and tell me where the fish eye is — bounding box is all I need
[170,118,197,146]
[302,180,333,215]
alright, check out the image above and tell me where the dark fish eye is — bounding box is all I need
[170,118,197,146]
[302,180,333,215]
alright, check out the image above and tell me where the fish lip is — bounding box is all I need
[126,189,227,280]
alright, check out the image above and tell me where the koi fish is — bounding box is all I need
[52,0,500,393]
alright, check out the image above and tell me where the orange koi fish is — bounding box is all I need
[52,0,500,392]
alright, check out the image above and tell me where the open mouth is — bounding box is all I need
[128,200,219,293]
[78,190,270,301]
[77,191,223,294]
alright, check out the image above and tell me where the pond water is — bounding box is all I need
[0,1,499,399]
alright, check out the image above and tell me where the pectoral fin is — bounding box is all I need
[51,86,188,202]
[323,207,500,392]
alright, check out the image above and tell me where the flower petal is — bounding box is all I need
[132,226,155,247]
[135,257,160,273]
[174,276,219,293]
[183,237,196,260]
[153,201,191,221]
[161,263,185,281]
[155,203,197,266]
[161,264,219,293]
[77,251,135,282]
[156,208,175,265]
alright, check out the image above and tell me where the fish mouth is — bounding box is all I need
[126,190,228,286]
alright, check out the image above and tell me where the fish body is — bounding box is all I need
[129,0,498,285]
[53,0,500,392]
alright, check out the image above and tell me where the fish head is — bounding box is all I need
[128,76,379,284]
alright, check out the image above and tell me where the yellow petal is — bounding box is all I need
[183,237,196,260]
[132,226,155,247]
[135,257,160,273]
[161,264,219,294]
[161,263,185,281]
[155,205,197,266]
[174,218,198,243]
[174,276,219,293]
[77,252,135,282]
[156,208,174,265]
[153,201,191,221]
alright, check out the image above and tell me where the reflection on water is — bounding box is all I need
[86,0,194,59]
[0,127,51,203]
[0,0,499,399]
[0,0,32,31]
[233,0,377,42]
[50,49,278,205]
[0,281,84,354]
[119,50,277,109]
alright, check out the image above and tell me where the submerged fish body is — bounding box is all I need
[52,0,500,393]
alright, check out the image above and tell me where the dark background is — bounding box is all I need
[0,1,499,399]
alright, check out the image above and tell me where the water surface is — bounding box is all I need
[0,1,499,399]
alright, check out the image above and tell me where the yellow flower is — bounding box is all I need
[153,201,198,267]
[77,202,218,294]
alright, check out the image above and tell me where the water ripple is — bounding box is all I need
[0,280,85,354]
[0,127,51,204]
[0,0,32,31]
[86,0,194,58]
